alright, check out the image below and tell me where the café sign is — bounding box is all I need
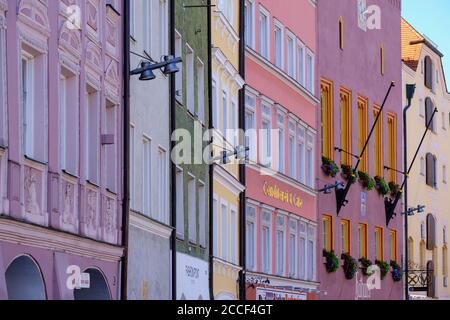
[262,182,303,209]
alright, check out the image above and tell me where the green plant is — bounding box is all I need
[374,176,391,196]
[322,157,340,178]
[323,249,339,273]
[375,260,390,280]
[358,257,374,276]
[341,164,358,182]
[341,253,358,280]
[358,171,376,191]
[390,260,404,282]
[389,182,403,199]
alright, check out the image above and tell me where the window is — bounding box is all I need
[358,223,368,258]
[288,123,295,178]
[186,45,195,113]
[143,0,152,53]
[321,80,333,159]
[380,44,385,75]
[288,219,297,277]
[86,86,100,183]
[105,101,117,192]
[306,133,314,188]
[259,8,269,59]
[212,79,218,128]
[130,0,136,39]
[159,0,168,56]
[231,100,238,147]
[274,23,283,68]
[297,43,305,85]
[375,227,384,261]
[298,127,305,183]
[188,174,196,243]
[287,35,295,78]
[424,56,433,89]
[443,246,448,287]
[425,98,435,132]
[387,114,397,183]
[261,104,272,167]
[246,204,256,270]
[322,215,333,252]
[427,214,436,250]
[218,0,234,24]
[340,88,352,166]
[341,220,350,254]
[244,0,254,48]
[245,94,257,162]
[130,125,136,209]
[198,182,206,246]
[306,51,314,93]
[176,167,184,239]
[339,16,344,50]
[276,215,285,276]
[299,222,307,279]
[21,50,47,162]
[142,137,152,216]
[197,59,205,123]
[230,207,237,264]
[60,68,79,175]
[390,230,397,262]
[277,112,285,173]
[213,195,218,255]
[157,148,167,222]
[358,97,369,172]
[426,153,437,188]
[373,106,383,177]
[308,225,316,281]
[175,30,183,101]
[221,202,228,260]
[222,90,228,134]
[261,210,271,273]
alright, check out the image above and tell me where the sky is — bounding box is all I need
[402,0,450,91]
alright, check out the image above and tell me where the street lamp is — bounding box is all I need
[318,181,345,194]
[402,205,425,216]
[130,54,182,80]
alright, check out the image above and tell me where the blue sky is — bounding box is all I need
[402,0,450,90]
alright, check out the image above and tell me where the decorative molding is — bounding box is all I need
[213,165,245,196]
[129,211,173,239]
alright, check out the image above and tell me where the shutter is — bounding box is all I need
[425,98,434,130]
[426,153,433,186]
[425,56,432,89]
[427,214,436,250]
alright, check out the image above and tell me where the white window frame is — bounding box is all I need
[286,31,296,78]
[197,58,205,123]
[85,84,100,184]
[299,221,307,279]
[198,180,206,247]
[305,49,315,94]
[259,6,270,60]
[288,218,298,278]
[175,30,183,102]
[306,131,315,188]
[297,126,306,184]
[246,203,257,271]
[222,89,228,134]
[212,77,218,128]
[261,209,272,274]
[260,102,272,167]
[187,173,196,243]
[297,40,305,86]
[245,92,257,162]
[186,43,195,114]
[244,0,256,49]
[157,146,168,222]
[142,135,152,216]
[273,19,284,69]
[176,166,185,239]
[220,199,229,261]
[288,119,296,178]
[276,111,285,174]
[143,0,152,54]
[130,0,136,39]
[159,0,168,57]
[307,224,317,281]
[230,205,237,264]
[276,214,286,276]
[213,194,219,255]
[130,124,136,210]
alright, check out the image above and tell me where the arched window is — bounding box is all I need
[425,97,435,131]
[426,153,437,188]
[74,268,111,300]
[427,214,436,250]
[424,56,433,89]
[5,255,46,300]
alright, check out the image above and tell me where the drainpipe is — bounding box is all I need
[207,0,215,301]
[170,0,177,301]
[404,83,416,301]
[121,0,131,301]
[238,0,246,301]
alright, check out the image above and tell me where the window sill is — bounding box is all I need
[62,169,79,179]
[24,155,48,166]
[86,180,100,189]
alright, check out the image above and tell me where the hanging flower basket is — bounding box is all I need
[323,249,339,273]
[389,182,403,199]
[341,253,358,280]
[358,171,376,191]
[390,260,404,282]
[375,260,390,280]
[321,157,340,178]
[358,257,374,276]
[374,176,391,196]
[341,164,358,183]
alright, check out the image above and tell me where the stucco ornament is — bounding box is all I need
[25,168,40,215]
[62,183,74,225]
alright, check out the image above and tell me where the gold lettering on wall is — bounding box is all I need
[262,182,303,209]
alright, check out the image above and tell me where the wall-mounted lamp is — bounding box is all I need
[318,181,345,195]
[130,54,182,81]
[211,145,250,165]
[402,205,425,216]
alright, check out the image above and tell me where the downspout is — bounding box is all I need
[121,0,130,301]
[170,0,177,301]
[238,0,246,301]
[207,0,215,301]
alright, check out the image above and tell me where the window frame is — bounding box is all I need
[322,214,333,252]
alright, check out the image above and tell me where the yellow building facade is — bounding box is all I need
[402,19,450,299]
[211,0,245,300]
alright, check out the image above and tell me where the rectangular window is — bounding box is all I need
[298,127,305,183]
[142,137,151,216]
[259,8,269,59]
[288,134,295,177]
[213,196,218,255]
[373,106,383,177]
[340,88,352,166]
[130,125,136,209]
[231,101,238,147]
[188,174,196,243]
[322,215,333,252]
[130,0,136,38]
[175,30,183,101]
[276,216,285,276]
[306,52,314,93]
[308,225,316,281]
[390,229,397,262]
[222,90,228,134]
[375,226,384,261]
[105,101,117,192]
[297,43,305,85]
[277,113,285,173]
[221,203,228,260]
[246,205,256,270]
[358,223,368,258]
[186,44,195,113]
[197,59,205,123]
[321,80,333,159]
[157,148,167,222]
[244,0,254,48]
[159,0,168,56]
[199,181,206,247]
[245,97,257,162]
[262,211,271,273]
[261,104,272,167]
[212,80,218,128]
[387,114,397,183]
[288,220,297,278]
[176,167,184,239]
[230,208,237,264]
[299,222,307,279]
[143,0,152,53]
[341,219,351,254]
[306,133,314,188]
[60,69,79,175]
[86,87,100,184]
[287,35,295,78]
[358,97,369,172]
[274,23,283,68]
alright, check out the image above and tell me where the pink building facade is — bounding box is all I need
[0,0,123,299]
[244,0,319,300]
